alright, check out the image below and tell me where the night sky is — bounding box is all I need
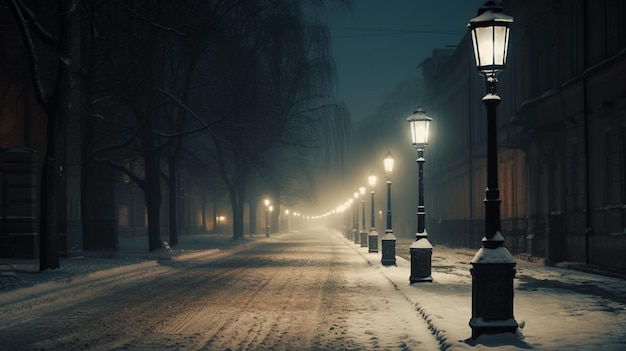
[327,0,486,121]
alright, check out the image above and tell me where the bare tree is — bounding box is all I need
[6,0,78,270]
[187,0,351,240]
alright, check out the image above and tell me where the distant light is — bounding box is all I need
[368,173,377,187]
[383,151,395,176]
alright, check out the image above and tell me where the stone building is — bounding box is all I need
[422,0,626,271]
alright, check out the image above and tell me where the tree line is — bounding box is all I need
[2,0,352,270]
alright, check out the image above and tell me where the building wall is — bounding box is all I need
[422,0,626,270]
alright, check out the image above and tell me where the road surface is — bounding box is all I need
[0,229,439,350]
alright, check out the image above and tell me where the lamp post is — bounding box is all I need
[381,151,396,266]
[353,191,360,244]
[264,199,270,237]
[468,1,517,339]
[346,199,353,239]
[359,186,367,247]
[407,107,433,283]
[368,173,379,253]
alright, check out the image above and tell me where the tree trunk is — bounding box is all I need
[168,155,178,246]
[39,157,60,270]
[248,200,258,235]
[229,183,246,240]
[39,0,75,271]
[143,131,162,251]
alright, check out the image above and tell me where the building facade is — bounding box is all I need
[422,0,626,270]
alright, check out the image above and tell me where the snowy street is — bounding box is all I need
[1,228,625,350]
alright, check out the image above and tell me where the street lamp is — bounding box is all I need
[359,186,367,247]
[381,151,396,266]
[264,199,270,237]
[407,107,433,283]
[346,198,353,239]
[368,173,379,253]
[353,191,360,244]
[468,1,517,339]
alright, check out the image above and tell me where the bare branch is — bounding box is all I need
[112,0,186,37]
[94,158,146,190]
[155,88,223,138]
[9,0,48,107]
[17,0,59,44]
[93,115,148,156]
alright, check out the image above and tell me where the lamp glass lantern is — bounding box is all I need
[407,107,432,149]
[468,1,513,76]
[368,173,377,187]
[383,151,394,177]
[359,186,366,196]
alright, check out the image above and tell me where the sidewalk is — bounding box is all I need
[345,232,626,351]
[0,233,251,289]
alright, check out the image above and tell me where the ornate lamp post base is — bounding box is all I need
[381,232,396,266]
[469,234,518,339]
[409,234,433,283]
[368,230,379,253]
[360,230,368,247]
[353,229,359,244]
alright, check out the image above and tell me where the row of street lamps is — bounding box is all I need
[341,0,517,340]
[342,109,433,273]
[273,1,517,340]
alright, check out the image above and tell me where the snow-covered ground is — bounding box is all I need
[0,228,625,350]
[371,234,626,351]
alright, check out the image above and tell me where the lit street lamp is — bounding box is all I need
[353,191,360,244]
[467,1,517,339]
[346,198,353,239]
[367,173,379,253]
[264,199,271,237]
[381,151,396,266]
[359,186,367,247]
[407,107,433,283]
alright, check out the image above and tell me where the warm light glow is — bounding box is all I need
[368,173,377,187]
[264,199,270,207]
[407,107,432,148]
[354,192,359,199]
[285,209,289,215]
[468,2,513,75]
[359,186,366,196]
[269,205,273,212]
[383,151,394,176]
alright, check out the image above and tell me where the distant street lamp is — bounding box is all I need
[353,191,360,244]
[467,1,517,339]
[346,198,353,239]
[381,151,396,266]
[367,173,379,253]
[359,186,367,247]
[407,107,433,283]
[264,199,270,237]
